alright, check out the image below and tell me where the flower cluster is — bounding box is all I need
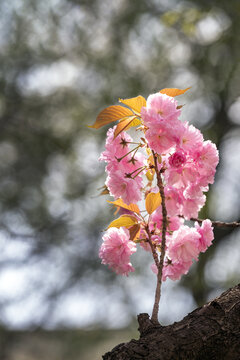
[99,227,136,275]
[151,219,214,281]
[97,90,219,279]
[99,127,144,204]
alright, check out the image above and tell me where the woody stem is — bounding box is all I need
[150,151,168,324]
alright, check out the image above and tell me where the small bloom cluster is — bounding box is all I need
[151,219,214,281]
[99,127,144,205]
[143,93,219,220]
[99,227,136,275]
[98,91,219,278]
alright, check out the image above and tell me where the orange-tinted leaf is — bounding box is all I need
[107,215,138,229]
[145,192,162,215]
[129,224,141,241]
[160,87,191,97]
[119,95,147,114]
[114,116,141,138]
[107,198,140,214]
[89,105,133,129]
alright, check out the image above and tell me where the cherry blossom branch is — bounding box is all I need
[151,151,167,324]
[189,217,240,228]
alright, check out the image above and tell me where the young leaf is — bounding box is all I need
[129,224,141,241]
[107,215,138,229]
[119,95,147,114]
[146,169,154,182]
[89,105,134,129]
[107,198,140,214]
[114,116,141,138]
[145,192,162,215]
[159,87,191,97]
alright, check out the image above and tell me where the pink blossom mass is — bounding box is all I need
[143,92,181,123]
[167,225,201,263]
[97,89,219,282]
[99,227,136,276]
[195,219,214,252]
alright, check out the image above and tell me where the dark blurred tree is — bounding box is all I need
[0,0,239,333]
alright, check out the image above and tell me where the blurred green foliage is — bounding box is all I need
[0,0,239,346]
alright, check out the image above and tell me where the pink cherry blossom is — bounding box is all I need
[99,227,136,276]
[106,159,143,204]
[164,186,183,217]
[97,90,219,282]
[180,193,206,219]
[162,260,192,281]
[113,263,136,276]
[195,219,214,252]
[193,141,219,183]
[151,260,192,281]
[144,123,176,154]
[150,210,183,234]
[179,123,203,152]
[165,163,198,189]
[141,92,184,154]
[167,225,201,263]
[169,150,187,168]
[183,184,206,200]
[143,92,181,124]
[99,126,132,163]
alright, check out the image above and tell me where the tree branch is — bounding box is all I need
[150,151,167,324]
[103,283,240,360]
[189,217,240,228]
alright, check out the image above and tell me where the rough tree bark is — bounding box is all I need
[103,283,240,360]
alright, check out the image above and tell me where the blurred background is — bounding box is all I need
[0,0,240,359]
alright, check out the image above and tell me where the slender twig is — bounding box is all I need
[145,224,159,268]
[133,166,147,179]
[116,145,140,162]
[150,151,168,324]
[188,217,240,228]
[125,166,146,178]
